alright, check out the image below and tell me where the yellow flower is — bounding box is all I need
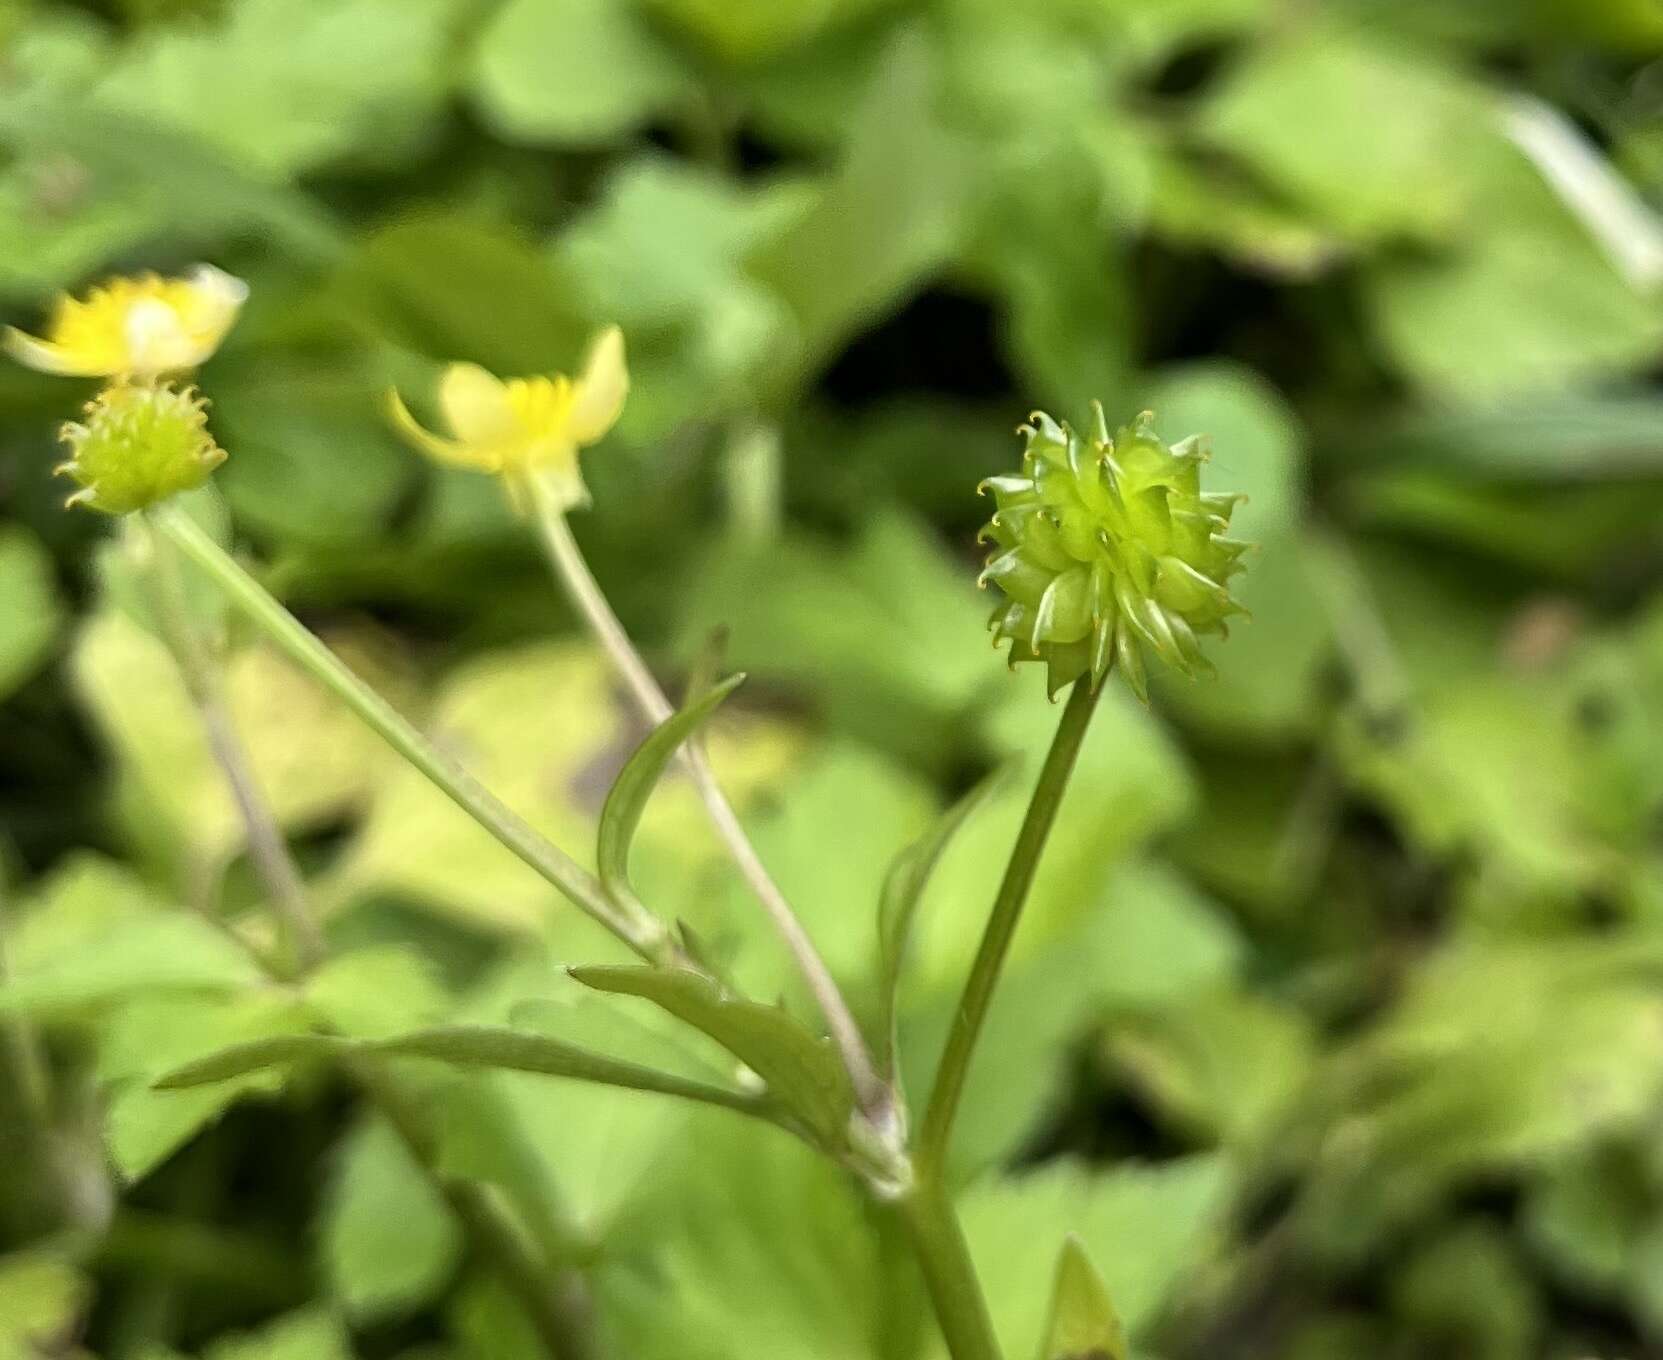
[4,265,248,379]
[386,326,628,511]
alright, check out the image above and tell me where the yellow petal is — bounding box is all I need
[567,326,628,446]
[161,264,248,371]
[4,265,247,380]
[438,362,519,446]
[3,327,100,377]
[386,388,498,471]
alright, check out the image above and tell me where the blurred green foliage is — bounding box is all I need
[2,0,1663,1357]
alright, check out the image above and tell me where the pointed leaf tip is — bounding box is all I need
[1038,1236,1128,1360]
[597,671,746,912]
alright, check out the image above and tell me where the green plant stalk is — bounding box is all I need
[356,1062,595,1360]
[139,516,594,1360]
[151,502,670,964]
[530,486,888,1118]
[0,878,51,1136]
[898,1179,1003,1360]
[916,678,1102,1177]
[139,516,325,973]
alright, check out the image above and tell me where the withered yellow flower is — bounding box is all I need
[386,326,628,511]
[385,322,631,508]
[5,265,248,379]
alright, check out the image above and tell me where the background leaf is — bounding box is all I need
[1036,1237,1128,1360]
[322,1116,461,1322]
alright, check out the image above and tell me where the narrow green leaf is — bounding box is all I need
[371,1026,765,1115]
[569,965,855,1143]
[154,1025,768,1118]
[155,1034,348,1088]
[876,762,1010,1074]
[1037,1237,1128,1360]
[596,671,744,915]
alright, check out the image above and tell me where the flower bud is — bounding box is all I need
[57,381,227,514]
[978,406,1249,700]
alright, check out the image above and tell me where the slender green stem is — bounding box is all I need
[899,1180,1002,1360]
[530,487,888,1117]
[916,679,1101,1178]
[139,515,325,972]
[357,1062,594,1360]
[720,420,782,545]
[0,877,51,1134]
[151,503,669,963]
[136,534,594,1360]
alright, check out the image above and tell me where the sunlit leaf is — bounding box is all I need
[99,991,310,1180]
[1200,24,1499,241]
[323,1116,461,1322]
[93,0,458,179]
[72,610,384,866]
[470,0,690,145]
[0,911,261,1017]
[0,1251,88,1357]
[1036,1237,1127,1360]
[596,1111,888,1360]
[204,1307,355,1360]
[953,1156,1228,1357]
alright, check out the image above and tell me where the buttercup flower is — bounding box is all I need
[57,381,227,514]
[386,326,628,511]
[5,265,248,379]
[979,406,1249,700]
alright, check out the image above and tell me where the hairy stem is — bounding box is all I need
[531,490,887,1115]
[916,679,1101,1177]
[899,1179,1002,1360]
[151,503,670,963]
[139,515,324,972]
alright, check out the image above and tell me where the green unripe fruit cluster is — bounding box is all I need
[57,381,226,515]
[978,406,1249,700]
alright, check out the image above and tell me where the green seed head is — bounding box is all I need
[57,380,227,514]
[978,405,1249,700]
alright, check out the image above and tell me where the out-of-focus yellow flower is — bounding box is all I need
[386,326,628,511]
[4,265,248,379]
